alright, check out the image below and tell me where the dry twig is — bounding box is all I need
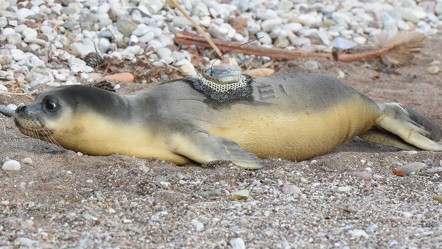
[167,0,222,58]
[175,31,424,65]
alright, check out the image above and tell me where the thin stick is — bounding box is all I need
[168,0,223,58]
[175,31,423,63]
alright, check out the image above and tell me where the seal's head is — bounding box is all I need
[13,85,125,150]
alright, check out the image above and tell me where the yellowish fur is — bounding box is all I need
[205,97,377,160]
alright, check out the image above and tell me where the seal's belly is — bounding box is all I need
[51,112,190,164]
[205,97,376,160]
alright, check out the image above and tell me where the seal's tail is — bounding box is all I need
[360,102,442,151]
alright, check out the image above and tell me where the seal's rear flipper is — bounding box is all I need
[360,129,419,150]
[169,132,264,169]
[374,103,442,151]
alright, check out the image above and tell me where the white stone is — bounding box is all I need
[21,157,33,165]
[156,47,172,59]
[22,28,37,39]
[261,19,282,32]
[191,219,204,231]
[2,27,15,36]
[0,84,7,92]
[331,37,358,49]
[97,38,110,54]
[298,12,322,26]
[230,238,245,249]
[2,160,21,171]
[132,24,150,36]
[348,229,368,238]
[18,237,38,247]
[70,43,95,58]
[256,32,272,45]
[173,16,190,28]
[139,32,155,43]
[16,8,35,20]
[283,23,303,32]
[10,49,28,61]
[148,39,163,49]
[30,56,45,68]
[68,57,93,73]
[337,186,352,192]
[175,59,196,76]
[354,36,367,45]
[0,17,7,28]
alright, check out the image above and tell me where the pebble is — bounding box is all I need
[348,229,369,238]
[303,60,320,71]
[191,219,204,231]
[230,190,250,200]
[2,160,21,171]
[175,59,197,76]
[393,162,427,176]
[230,238,246,249]
[0,84,7,92]
[19,237,38,247]
[331,37,358,49]
[426,65,440,74]
[282,184,302,195]
[337,186,352,192]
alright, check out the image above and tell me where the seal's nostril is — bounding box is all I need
[16,105,26,113]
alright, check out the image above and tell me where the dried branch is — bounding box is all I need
[168,0,222,58]
[175,31,424,65]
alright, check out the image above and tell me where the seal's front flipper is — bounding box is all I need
[169,132,264,169]
[375,103,442,151]
[360,129,419,150]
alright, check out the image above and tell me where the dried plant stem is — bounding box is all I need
[168,0,223,58]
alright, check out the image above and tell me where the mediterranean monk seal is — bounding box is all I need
[12,73,442,169]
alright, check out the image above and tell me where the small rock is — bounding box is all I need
[2,160,21,171]
[21,157,33,165]
[331,37,358,49]
[19,237,38,247]
[256,32,272,45]
[337,186,351,192]
[156,47,172,59]
[230,189,250,200]
[303,60,320,71]
[348,229,368,238]
[282,184,301,195]
[191,219,204,231]
[422,159,433,166]
[0,84,7,92]
[261,18,282,32]
[116,19,137,37]
[83,213,98,221]
[392,162,427,176]
[70,43,95,58]
[230,238,245,249]
[426,65,439,74]
[350,171,373,181]
[175,59,197,76]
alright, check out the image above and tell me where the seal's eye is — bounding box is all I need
[44,99,59,112]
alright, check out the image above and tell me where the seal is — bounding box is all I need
[13,73,442,169]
